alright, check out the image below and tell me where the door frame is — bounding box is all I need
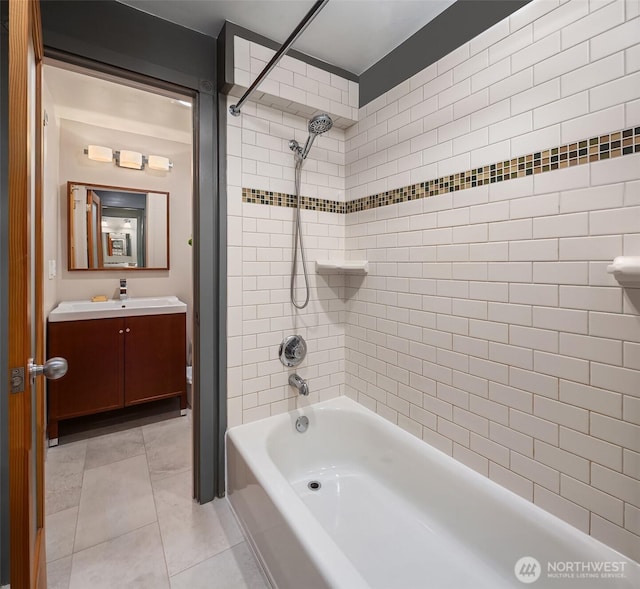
[37,0,225,500]
[40,48,225,503]
[34,5,47,587]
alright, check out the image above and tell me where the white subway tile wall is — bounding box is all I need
[226,96,347,428]
[345,2,639,200]
[227,0,640,563]
[233,37,359,128]
[344,0,640,561]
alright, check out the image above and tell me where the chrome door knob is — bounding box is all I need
[28,357,68,380]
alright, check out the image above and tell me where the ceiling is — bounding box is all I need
[43,64,193,143]
[43,1,460,136]
[116,0,457,75]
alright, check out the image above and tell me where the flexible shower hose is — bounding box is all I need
[290,156,310,309]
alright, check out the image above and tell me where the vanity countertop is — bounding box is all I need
[49,296,187,322]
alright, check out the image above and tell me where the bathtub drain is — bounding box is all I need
[295,416,309,433]
[308,481,321,491]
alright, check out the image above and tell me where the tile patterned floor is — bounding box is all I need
[45,412,270,589]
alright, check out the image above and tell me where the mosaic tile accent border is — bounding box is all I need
[242,188,347,213]
[242,126,640,214]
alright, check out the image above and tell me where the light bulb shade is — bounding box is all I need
[118,150,143,170]
[86,145,113,163]
[147,155,172,171]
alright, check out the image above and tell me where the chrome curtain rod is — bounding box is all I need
[229,0,330,117]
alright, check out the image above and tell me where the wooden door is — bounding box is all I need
[86,190,103,268]
[8,0,47,587]
[124,313,186,406]
[47,318,125,440]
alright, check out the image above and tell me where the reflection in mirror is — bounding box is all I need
[68,182,169,270]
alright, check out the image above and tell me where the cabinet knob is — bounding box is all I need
[119,329,124,334]
[126,328,131,333]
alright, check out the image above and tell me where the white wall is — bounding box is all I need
[43,80,60,316]
[344,0,640,562]
[52,119,193,340]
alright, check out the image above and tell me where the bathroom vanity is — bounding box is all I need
[47,297,187,444]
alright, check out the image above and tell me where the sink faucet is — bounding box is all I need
[119,278,128,301]
[289,373,309,396]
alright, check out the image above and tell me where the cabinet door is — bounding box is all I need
[123,313,186,406]
[47,317,125,420]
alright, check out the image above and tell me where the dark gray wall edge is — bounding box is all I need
[216,30,228,498]
[0,2,10,583]
[192,88,219,503]
[218,22,233,97]
[40,0,215,91]
[40,0,224,503]
[219,20,357,94]
[359,0,532,107]
[216,99,227,499]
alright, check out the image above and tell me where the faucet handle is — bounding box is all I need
[279,335,307,367]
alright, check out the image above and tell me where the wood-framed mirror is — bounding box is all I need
[67,181,170,271]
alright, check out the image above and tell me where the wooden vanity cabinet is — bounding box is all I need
[47,317,124,428]
[123,314,186,406]
[47,313,186,440]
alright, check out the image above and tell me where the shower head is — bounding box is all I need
[299,114,333,160]
[308,113,333,135]
[289,114,334,161]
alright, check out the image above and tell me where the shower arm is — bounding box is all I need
[229,0,330,117]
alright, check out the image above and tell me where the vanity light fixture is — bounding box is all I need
[85,145,113,163]
[83,146,174,172]
[116,150,143,170]
[147,155,173,171]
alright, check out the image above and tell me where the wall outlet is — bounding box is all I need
[48,259,56,280]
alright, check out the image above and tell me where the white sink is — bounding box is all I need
[49,296,187,322]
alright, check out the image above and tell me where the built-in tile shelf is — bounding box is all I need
[607,256,640,287]
[315,260,368,274]
[232,36,359,129]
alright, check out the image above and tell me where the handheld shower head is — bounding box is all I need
[299,113,333,160]
[308,113,333,135]
[288,113,334,309]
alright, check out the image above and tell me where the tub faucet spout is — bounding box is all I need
[289,373,309,396]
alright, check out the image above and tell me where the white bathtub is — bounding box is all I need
[226,397,640,589]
